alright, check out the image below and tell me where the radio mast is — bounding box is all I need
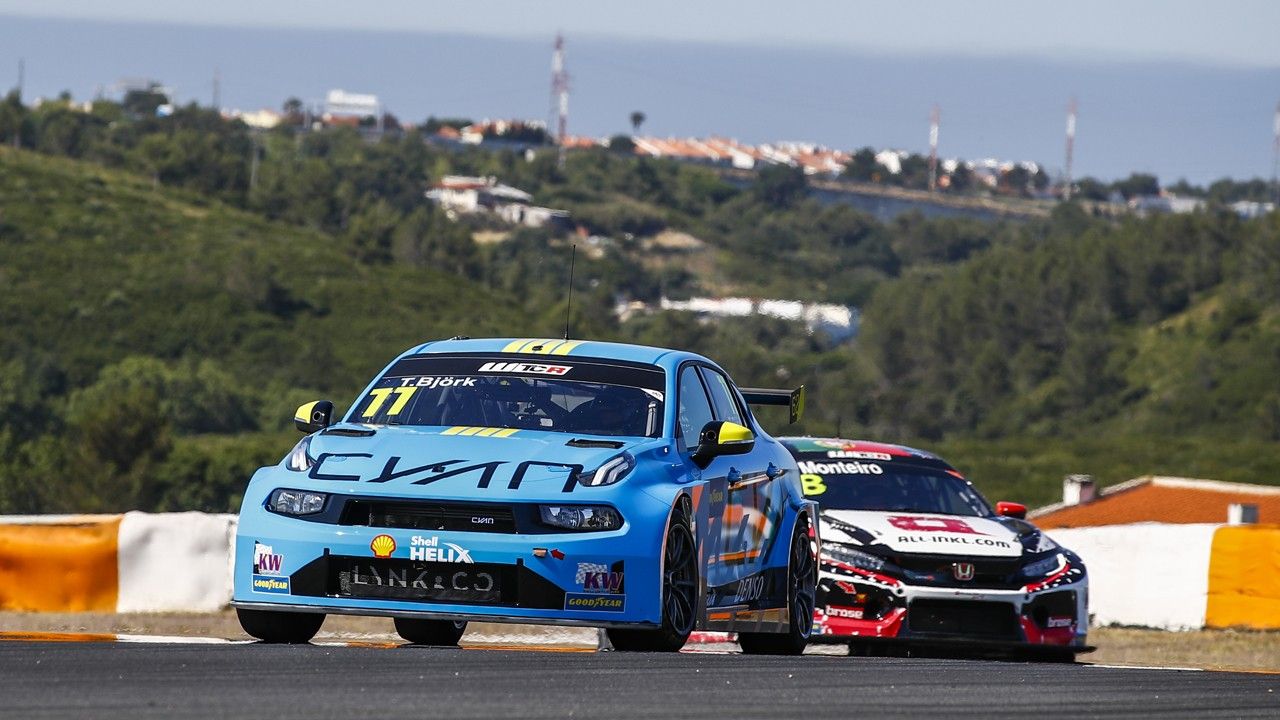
[928,104,940,192]
[551,34,570,168]
[1064,96,1077,201]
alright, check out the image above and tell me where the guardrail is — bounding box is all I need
[2,514,1277,632]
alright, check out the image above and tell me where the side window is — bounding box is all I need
[677,366,715,449]
[699,367,746,426]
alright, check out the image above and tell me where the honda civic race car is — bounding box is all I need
[233,337,818,654]
[780,438,1089,660]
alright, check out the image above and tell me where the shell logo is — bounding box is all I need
[370,534,397,558]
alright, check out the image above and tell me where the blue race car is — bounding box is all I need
[232,337,817,653]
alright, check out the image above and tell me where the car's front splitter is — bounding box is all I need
[813,567,1089,649]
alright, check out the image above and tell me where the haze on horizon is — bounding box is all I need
[4,0,1280,67]
[1,3,1278,184]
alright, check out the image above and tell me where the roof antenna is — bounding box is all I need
[564,244,577,340]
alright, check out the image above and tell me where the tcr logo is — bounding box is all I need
[887,516,985,535]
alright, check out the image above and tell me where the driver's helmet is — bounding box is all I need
[573,385,648,436]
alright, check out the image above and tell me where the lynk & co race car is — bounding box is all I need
[233,337,818,653]
[780,438,1090,661]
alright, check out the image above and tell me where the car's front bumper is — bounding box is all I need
[232,497,666,627]
[812,564,1090,650]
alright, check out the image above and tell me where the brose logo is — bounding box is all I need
[479,362,571,376]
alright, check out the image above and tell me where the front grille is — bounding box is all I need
[286,555,567,611]
[907,599,1020,639]
[340,500,517,533]
[894,555,1022,589]
[333,557,512,604]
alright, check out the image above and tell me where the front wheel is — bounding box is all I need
[236,607,325,644]
[739,515,816,655]
[607,508,697,652]
[394,618,468,646]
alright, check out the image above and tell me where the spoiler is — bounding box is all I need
[740,385,805,424]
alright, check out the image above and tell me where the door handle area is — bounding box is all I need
[766,463,784,479]
[726,468,741,484]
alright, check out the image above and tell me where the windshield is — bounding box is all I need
[347,355,666,438]
[797,457,992,517]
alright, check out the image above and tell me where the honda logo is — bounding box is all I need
[951,562,975,581]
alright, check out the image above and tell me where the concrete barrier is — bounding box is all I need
[3,513,1279,634]
[0,512,236,614]
[1052,522,1280,630]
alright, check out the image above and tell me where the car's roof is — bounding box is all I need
[779,436,948,463]
[405,337,705,370]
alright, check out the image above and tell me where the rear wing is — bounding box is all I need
[740,385,805,424]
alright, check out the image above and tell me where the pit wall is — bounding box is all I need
[1,513,1277,631]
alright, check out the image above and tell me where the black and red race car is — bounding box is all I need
[780,437,1089,661]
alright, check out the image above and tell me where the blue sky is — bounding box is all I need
[3,0,1280,67]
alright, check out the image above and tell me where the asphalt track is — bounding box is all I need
[0,638,1277,719]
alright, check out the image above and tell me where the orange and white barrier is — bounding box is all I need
[1052,522,1280,630]
[0,512,236,613]
[4,512,1277,633]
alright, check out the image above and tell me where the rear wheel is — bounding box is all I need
[739,516,817,656]
[236,607,325,644]
[607,508,697,652]
[394,618,468,646]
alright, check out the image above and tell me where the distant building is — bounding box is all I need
[324,89,379,121]
[617,296,859,342]
[425,176,569,230]
[1031,475,1280,529]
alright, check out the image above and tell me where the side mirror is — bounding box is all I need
[692,420,755,468]
[996,501,1027,519]
[294,400,335,434]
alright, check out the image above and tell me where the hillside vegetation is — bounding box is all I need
[2,102,1279,514]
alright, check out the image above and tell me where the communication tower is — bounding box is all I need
[1064,97,1077,200]
[551,34,570,168]
[928,104,940,192]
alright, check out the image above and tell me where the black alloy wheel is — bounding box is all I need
[606,507,697,652]
[739,516,817,655]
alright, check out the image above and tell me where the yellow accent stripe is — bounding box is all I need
[500,338,584,355]
[441,426,521,438]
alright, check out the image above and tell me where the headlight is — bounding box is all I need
[1021,552,1065,578]
[267,488,328,516]
[539,504,623,531]
[824,543,885,572]
[284,436,315,472]
[576,453,635,487]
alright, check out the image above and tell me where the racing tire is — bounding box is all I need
[236,607,325,644]
[393,618,468,646]
[1028,647,1077,664]
[606,507,697,652]
[738,515,817,656]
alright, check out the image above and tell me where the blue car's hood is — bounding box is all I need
[294,424,664,500]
